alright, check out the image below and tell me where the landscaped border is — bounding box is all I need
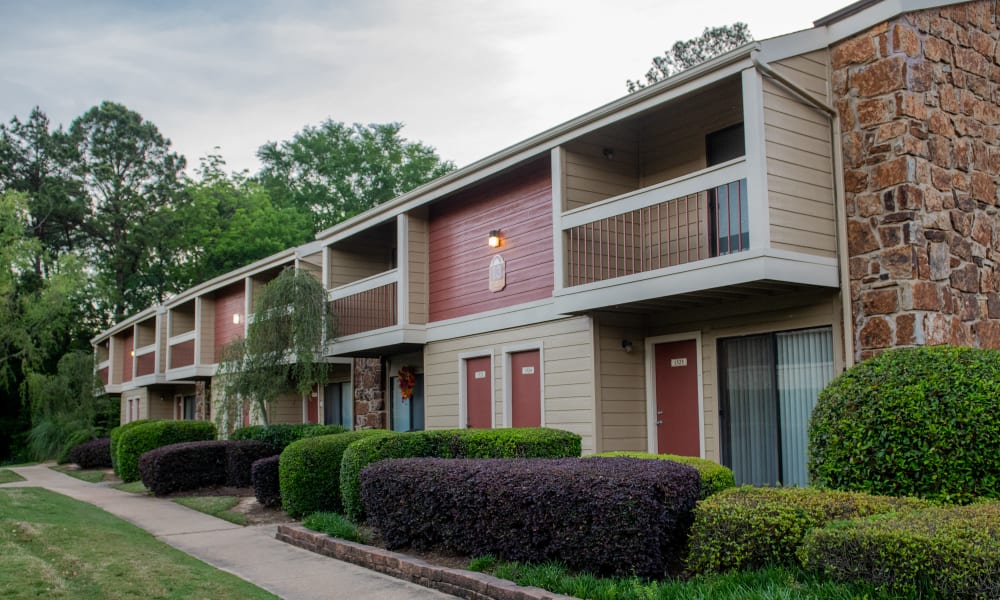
[275,524,573,600]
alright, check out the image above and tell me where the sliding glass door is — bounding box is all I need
[719,327,833,486]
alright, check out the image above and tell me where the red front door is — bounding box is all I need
[465,356,492,428]
[654,339,700,456]
[510,350,541,427]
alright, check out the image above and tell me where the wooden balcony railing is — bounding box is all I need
[135,349,157,376]
[329,270,399,337]
[169,339,195,369]
[562,159,749,287]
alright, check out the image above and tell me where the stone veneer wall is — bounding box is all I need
[834,0,1000,359]
[352,357,386,429]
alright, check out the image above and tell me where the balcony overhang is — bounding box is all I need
[554,248,839,315]
[326,325,426,358]
[164,365,216,381]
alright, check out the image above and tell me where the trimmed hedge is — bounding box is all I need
[809,345,1000,503]
[230,424,350,452]
[361,457,701,578]
[138,439,276,495]
[686,486,932,574]
[279,430,391,518]
[139,441,229,495]
[110,419,151,474]
[592,451,734,499]
[340,428,582,521]
[68,438,112,469]
[57,430,94,465]
[251,456,281,508]
[116,420,217,483]
[225,440,276,487]
[800,502,1000,598]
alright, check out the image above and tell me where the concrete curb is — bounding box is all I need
[275,524,575,600]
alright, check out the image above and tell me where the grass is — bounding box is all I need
[0,469,25,484]
[471,560,901,600]
[173,496,247,526]
[50,466,106,484]
[113,480,147,494]
[0,487,279,599]
[302,511,369,543]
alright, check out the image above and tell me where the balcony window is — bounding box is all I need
[709,178,749,256]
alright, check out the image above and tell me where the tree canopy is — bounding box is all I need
[627,23,753,93]
[258,120,455,232]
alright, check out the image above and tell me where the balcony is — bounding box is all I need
[554,158,838,314]
[134,345,157,377]
[326,269,424,357]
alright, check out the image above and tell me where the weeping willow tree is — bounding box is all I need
[215,268,332,429]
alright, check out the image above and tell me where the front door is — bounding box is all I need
[653,339,700,456]
[465,356,492,428]
[510,350,541,427]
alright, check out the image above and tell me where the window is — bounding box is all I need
[719,327,834,487]
[709,178,749,256]
[324,381,353,427]
[706,123,745,166]
[390,373,424,432]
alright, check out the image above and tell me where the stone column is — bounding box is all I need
[352,357,387,429]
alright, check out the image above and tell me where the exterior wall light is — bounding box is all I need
[488,230,502,248]
[130,350,135,357]
[621,339,633,353]
[233,313,241,325]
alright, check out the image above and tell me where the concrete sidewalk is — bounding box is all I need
[2,464,452,600]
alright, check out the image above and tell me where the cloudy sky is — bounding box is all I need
[1,0,848,174]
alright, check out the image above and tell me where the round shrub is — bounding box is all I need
[251,456,281,508]
[139,441,229,495]
[116,420,217,483]
[231,423,349,453]
[57,430,95,465]
[68,438,112,469]
[591,451,734,499]
[809,346,1000,503]
[110,419,151,475]
[279,430,389,518]
[225,440,276,487]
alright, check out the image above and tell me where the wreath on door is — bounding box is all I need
[398,366,416,402]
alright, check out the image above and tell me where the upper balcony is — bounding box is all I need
[552,65,840,314]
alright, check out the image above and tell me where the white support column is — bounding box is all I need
[193,297,203,366]
[551,147,566,292]
[741,67,771,251]
[243,277,252,336]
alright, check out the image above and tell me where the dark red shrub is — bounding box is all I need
[139,441,228,496]
[226,440,276,487]
[252,455,281,508]
[361,457,701,578]
[68,438,112,469]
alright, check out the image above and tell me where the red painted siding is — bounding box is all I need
[429,159,553,321]
[213,281,246,363]
[170,340,195,369]
[98,367,109,385]
[136,351,156,377]
[121,333,134,383]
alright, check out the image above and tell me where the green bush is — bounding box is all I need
[302,511,369,543]
[799,502,1000,598]
[340,427,582,522]
[686,486,931,574]
[591,452,734,499]
[279,430,390,518]
[110,420,151,474]
[809,346,1000,503]
[230,423,349,452]
[116,420,217,482]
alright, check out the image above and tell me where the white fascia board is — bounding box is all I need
[424,299,564,343]
[326,326,427,357]
[552,250,839,314]
[90,305,160,344]
[164,249,296,309]
[164,365,215,381]
[313,48,759,245]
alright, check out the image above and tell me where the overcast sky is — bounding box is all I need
[1,0,848,175]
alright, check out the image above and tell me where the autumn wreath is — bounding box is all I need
[398,366,416,401]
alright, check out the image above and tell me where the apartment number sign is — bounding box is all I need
[489,255,506,292]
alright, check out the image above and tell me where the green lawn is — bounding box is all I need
[0,469,25,484]
[113,480,147,494]
[173,496,247,526]
[0,487,279,599]
[50,466,106,483]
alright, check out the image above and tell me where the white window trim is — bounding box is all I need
[501,341,545,428]
[644,332,705,458]
[457,349,495,429]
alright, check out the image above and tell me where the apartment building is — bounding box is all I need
[93,0,1000,486]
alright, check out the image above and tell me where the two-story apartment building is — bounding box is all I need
[94,0,1000,486]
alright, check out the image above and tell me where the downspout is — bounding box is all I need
[750,50,855,368]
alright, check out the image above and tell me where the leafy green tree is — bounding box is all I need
[627,23,753,93]
[215,268,331,428]
[70,101,187,322]
[171,153,313,288]
[257,120,454,232]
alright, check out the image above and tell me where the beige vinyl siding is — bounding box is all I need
[423,316,596,453]
[563,124,639,211]
[647,290,844,461]
[328,226,396,288]
[169,302,196,336]
[158,315,168,373]
[407,209,429,325]
[121,388,149,422]
[594,315,647,453]
[148,392,174,420]
[269,390,304,424]
[197,297,214,366]
[763,50,837,258]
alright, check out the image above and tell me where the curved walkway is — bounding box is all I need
[1,464,452,600]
